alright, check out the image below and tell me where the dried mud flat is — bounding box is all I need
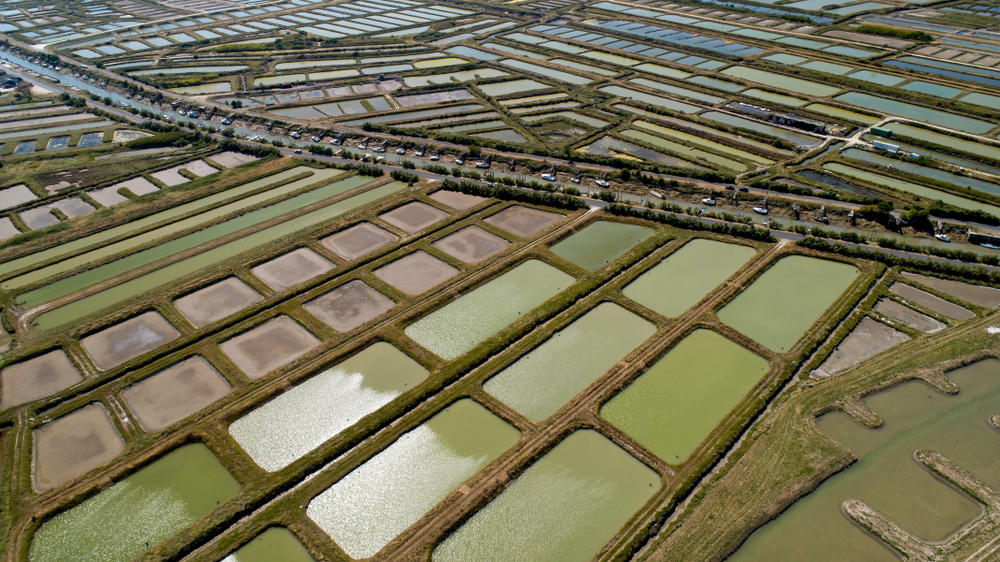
[484,205,562,237]
[220,315,320,379]
[901,272,1000,309]
[252,248,334,292]
[890,283,975,321]
[812,317,910,378]
[207,151,258,168]
[33,403,125,491]
[81,311,180,371]
[113,176,159,196]
[0,349,82,409]
[379,202,450,233]
[374,251,459,295]
[174,277,263,328]
[321,222,397,261]
[0,217,20,240]
[304,280,395,332]
[875,298,945,333]
[121,356,232,432]
[429,190,488,211]
[433,226,510,264]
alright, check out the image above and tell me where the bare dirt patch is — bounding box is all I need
[113,176,159,195]
[900,272,1000,309]
[304,280,395,332]
[86,185,128,207]
[151,159,219,187]
[374,251,459,295]
[0,217,20,240]
[207,151,258,168]
[890,283,975,321]
[52,197,94,219]
[80,311,180,371]
[33,403,125,491]
[321,222,397,261]
[429,190,488,210]
[875,298,945,333]
[251,248,334,292]
[433,226,510,264]
[174,277,263,328]
[484,205,562,237]
[812,317,910,378]
[0,349,82,409]
[19,206,58,230]
[219,315,320,379]
[378,202,449,233]
[121,356,232,432]
[0,184,37,211]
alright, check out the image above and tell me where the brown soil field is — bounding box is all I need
[875,298,945,333]
[32,403,125,491]
[373,251,459,295]
[432,226,510,264]
[303,280,395,332]
[321,222,398,261]
[80,311,180,371]
[251,248,334,292]
[378,202,449,233]
[484,205,562,237]
[429,189,488,210]
[890,283,975,321]
[120,356,232,432]
[219,316,320,379]
[812,317,910,378]
[0,349,82,409]
[173,277,263,328]
[900,272,1000,309]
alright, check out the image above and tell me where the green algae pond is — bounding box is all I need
[718,255,859,352]
[33,181,407,330]
[221,527,313,562]
[484,302,655,420]
[405,260,575,360]
[551,221,653,270]
[29,443,239,562]
[601,329,770,464]
[230,342,428,472]
[623,239,756,317]
[433,430,659,561]
[733,359,1000,561]
[306,399,519,558]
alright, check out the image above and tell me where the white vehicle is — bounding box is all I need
[396,147,405,155]
[702,197,716,206]
[595,178,610,188]
[455,155,465,165]
[650,191,664,199]
[752,206,768,215]
[541,165,557,182]
[935,233,952,243]
[312,135,321,142]
[429,152,440,161]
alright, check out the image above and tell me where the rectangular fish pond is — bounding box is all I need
[623,239,756,317]
[29,444,239,562]
[484,302,655,420]
[432,430,659,561]
[229,342,428,471]
[550,221,653,270]
[404,260,574,360]
[601,329,770,464]
[306,399,519,558]
[718,255,859,352]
